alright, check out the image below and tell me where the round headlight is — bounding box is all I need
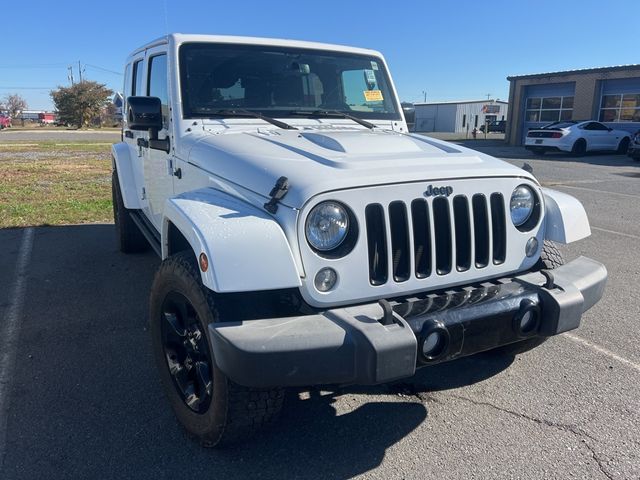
[305,201,349,251]
[510,185,535,227]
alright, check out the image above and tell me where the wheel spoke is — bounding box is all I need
[159,291,214,413]
[162,311,186,340]
[195,361,213,398]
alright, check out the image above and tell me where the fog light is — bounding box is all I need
[422,332,442,356]
[513,299,540,337]
[314,268,337,292]
[525,237,539,257]
[420,320,450,362]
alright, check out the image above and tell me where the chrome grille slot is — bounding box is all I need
[411,199,431,278]
[472,194,490,268]
[453,196,472,272]
[432,197,452,275]
[365,204,388,285]
[388,201,410,282]
[490,193,506,264]
[365,191,509,285]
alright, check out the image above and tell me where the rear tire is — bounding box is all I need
[489,241,564,356]
[112,170,148,253]
[617,137,630,154]
[571,138,587,157]
[149,252,284,448]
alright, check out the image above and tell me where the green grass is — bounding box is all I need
[0,142,113,228]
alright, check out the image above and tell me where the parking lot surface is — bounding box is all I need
[0,146,639,479]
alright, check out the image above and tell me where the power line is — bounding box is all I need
[0,63,69,69]
[84,64,123,76]
[0,86,55,90]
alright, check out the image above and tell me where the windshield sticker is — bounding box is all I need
[371,61,379,71]
[364,90,384,102]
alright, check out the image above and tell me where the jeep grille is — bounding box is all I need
[365,193,507,285]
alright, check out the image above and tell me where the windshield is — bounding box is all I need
[179,43,400,120]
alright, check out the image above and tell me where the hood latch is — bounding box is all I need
[264,176,289,214]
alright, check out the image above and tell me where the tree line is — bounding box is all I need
[1,80,114,128]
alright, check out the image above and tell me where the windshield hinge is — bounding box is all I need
[264,176,289,214]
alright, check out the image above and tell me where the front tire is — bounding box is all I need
[489,241,565,356]
[617,137,630,154]
[149,251,284,447]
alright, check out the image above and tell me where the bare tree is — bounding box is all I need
[2,94,28,118]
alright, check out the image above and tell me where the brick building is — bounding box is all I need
[505,65,640,145]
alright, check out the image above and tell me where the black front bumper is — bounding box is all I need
[628,145,640,158]
[209,257,607,388]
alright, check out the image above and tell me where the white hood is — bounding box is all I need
[187,125,534,209]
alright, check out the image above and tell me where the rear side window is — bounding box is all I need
[132,59,144,96]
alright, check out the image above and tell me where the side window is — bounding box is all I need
[123,64,132,98]
[123,63,132,120]
[593,122,608,131]
[147,54,168,124]
[132,59,144,96]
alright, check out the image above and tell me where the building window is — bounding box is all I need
[525,96,573,123]
[599,93,640,122]
[474,115,478,127]
[462,114,466,128]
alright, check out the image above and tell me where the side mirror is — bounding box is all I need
[127,96,163,131]
[607,127,613,132]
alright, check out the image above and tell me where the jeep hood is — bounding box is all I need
[187,127,534,208]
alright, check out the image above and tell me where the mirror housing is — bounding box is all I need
[127,96,163,131]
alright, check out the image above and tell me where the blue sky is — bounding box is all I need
[2,0,639,110]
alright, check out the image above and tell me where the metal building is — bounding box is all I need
[413,100,508,133]
[506,64,640,145]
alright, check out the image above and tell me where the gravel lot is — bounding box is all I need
[0,144,638,479]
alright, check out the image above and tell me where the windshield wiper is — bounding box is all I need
[289,110,377,130]
[207,109,297,130]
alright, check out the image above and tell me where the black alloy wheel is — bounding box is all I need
[160,291,213,414]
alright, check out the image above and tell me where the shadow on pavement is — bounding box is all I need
[1,224,511,480]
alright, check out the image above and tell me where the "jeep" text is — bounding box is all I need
[424,185,453,197]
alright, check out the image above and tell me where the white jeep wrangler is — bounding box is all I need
[112,34,607,447]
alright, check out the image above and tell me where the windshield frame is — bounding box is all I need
[178,42,402,121]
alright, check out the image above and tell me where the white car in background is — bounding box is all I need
[525,120,631,156]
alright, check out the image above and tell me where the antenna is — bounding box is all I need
[163,0,170,35]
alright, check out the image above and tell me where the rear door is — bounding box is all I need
[142,47,174,229]
[122,55,150,215]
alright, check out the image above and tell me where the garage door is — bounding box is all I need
[521,83,575,143]
[598,77,640,135]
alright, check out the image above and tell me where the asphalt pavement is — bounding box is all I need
[0,146,639,479]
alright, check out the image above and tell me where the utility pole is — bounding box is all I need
[422,90,427,103]
[78,61,83,83]
[486,93,491,100]
[68,66,74,85]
